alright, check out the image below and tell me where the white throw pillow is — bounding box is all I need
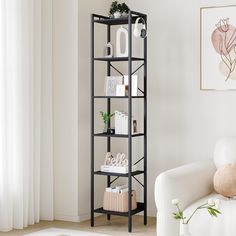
[214,137,236,168]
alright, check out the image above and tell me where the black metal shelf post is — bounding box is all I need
[90,11,147,233]
[128,11,133,232]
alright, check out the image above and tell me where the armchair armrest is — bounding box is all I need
[155,160,216,236]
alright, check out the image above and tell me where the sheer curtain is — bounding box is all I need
[0,0,48,231]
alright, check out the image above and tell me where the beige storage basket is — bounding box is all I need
[103,190,137,212]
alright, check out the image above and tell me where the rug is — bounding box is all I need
[25,228,110,236]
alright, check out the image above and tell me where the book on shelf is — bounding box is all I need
[114,110,137,135]
[100,165,137,174]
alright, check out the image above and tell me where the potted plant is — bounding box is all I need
[109,1,120,18]
[109,1,129,18]
[120,3,129,17]
[100,111,115,133]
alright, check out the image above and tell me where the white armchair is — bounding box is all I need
[155,160,216,236]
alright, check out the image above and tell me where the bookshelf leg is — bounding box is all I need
[107,214,111,220]
[144,210,147,225]
[128,215,132,233]
[91,213,94,227]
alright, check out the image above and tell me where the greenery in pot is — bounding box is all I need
[109,1,129,18]
[100,111,115,133]
[121,3,129,15]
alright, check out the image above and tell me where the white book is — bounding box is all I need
[115,110,122,134]
[120,188,128,193]
[121,113,125,135]
[106,187,112,192]
[124,75,138,96]
[101,165,138,174]
[111,189,119,193]
[115,185,128,190]
[123,115,128,135]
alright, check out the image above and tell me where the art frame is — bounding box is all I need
[200,5,236,90]
[104,76,123,96]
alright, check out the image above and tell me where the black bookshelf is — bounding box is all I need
[90,11,147,233]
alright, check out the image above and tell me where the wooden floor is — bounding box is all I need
[0,216,156,236]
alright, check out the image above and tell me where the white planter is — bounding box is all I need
[180,223,191,236]
[113,11,121,19]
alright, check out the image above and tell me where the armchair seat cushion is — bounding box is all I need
[185,192,235,236]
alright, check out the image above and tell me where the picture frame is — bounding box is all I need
[105,76,123,96]
[200,5,236,90]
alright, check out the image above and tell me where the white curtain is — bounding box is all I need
[0,0,47,231]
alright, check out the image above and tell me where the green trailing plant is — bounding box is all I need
[109,1,130,17]
[100,111,114,125]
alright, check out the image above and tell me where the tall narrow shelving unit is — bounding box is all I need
[90,11,147,233]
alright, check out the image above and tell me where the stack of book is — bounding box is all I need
[101,164,137,173]
[114,110,137,135]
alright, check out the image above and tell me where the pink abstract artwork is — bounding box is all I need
[212,18,236,81]
[201,5,236,90]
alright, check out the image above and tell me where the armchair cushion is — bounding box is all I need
[214,163,236,197]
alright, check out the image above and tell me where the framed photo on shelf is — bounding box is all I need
[105,76,123,96]
[201,5,236,90]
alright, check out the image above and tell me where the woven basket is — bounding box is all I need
[103,190,137,212]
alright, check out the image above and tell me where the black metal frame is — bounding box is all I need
[90,11,147,233]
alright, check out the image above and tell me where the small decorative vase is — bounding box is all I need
[103,123,108,133]
[121,12,128,18]
[113,11,121,19]
[179,223,191,236]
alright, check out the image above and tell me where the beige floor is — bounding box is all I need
[0,216,156,236]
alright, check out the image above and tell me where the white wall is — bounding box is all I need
[41,0,54,220]
[52,0,236,221]
[127,0,236,216]
[77,0,114,220]
[53,0,79,221]
[52,0,111,221]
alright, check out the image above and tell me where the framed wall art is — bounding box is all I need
[201,5,236,90]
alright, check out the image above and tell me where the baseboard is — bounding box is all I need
[78,212,90,222]
[147,209,156,217]
[54,213,89,222]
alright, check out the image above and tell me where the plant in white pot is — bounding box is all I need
[120,3,129,17]
[109,1,129,19]
[172,198,221,236]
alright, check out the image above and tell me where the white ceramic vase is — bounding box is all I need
[116,27,128,57]
[179,223,191,236]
